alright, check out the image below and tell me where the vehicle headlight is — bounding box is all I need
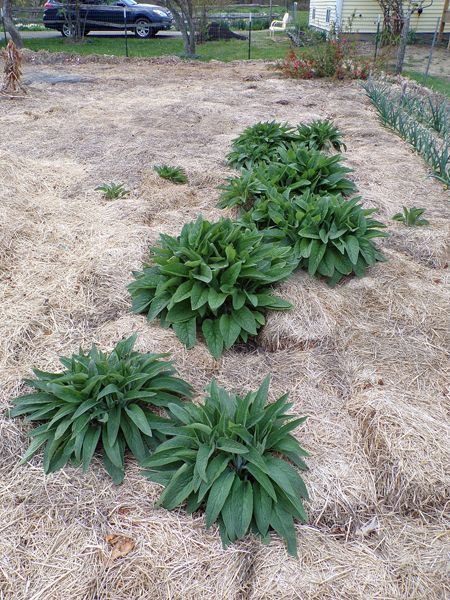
[153,9,168,17]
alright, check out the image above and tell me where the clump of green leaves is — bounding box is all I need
[243,192,386,285]
[154,165,188,185]
[226,120,347,169]
[128,217,296,358]
[10,335,193,483]
[392,206,430,226]
[95,182,130,200]
[227,121,297,169]
[219,146,356,211]
[293,195,387,284]
[142,376,309,556]
[296,120,347,152]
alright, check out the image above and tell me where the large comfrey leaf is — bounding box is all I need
[128,217,296,359]
[219,145,356,211]
[142,376,309,556]
[10,335,193,483]
[242,191,387,286]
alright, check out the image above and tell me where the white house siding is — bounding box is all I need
[309,0,338,32]
[310,0,448,35]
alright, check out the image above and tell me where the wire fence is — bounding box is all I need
[1,2,449,72]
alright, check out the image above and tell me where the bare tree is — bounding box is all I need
[376,0,404,37]
[165,0,197,57]
[2,0,24,48]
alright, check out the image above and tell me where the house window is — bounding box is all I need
[325,9,331,22]
[312,7,316,19]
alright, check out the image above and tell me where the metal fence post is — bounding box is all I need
[424,17,441,79]
[374,15,380,60]
[395,11,411,75]
[124,6,129,57]
[248,12,252,60]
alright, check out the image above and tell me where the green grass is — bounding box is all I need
[24,30,293,61]
[404,70,450,99]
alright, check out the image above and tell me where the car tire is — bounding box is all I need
[134,18,154,39]
[61,23,76,38]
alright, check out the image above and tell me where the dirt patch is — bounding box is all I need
[0,59,449,599]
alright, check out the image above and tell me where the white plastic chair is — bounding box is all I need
[269,12,289,39]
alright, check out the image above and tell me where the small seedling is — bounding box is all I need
[96,182,129,200]
[154,165,188,184]
[392,207,430,227]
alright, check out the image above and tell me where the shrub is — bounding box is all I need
[154,165,188,185]
[95,182,129,199]
[10,335,193,483]
[128,217,296,358]
[278,41,373,80]
[142,376,309,556]
[392,206,430,226]
[219,146,356,211]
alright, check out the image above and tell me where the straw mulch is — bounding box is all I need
[0,59,449,599]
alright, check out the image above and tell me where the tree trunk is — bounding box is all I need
[2,0,24,49]
[166,0,196,58]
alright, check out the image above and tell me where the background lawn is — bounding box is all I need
[23,29,294,61]
[404,70,450,99]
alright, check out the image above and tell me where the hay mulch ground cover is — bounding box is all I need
[0,57,449,599]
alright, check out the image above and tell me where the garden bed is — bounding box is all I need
[0,59,449,599]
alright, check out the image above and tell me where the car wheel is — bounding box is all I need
[134,18,154,39]
[61,23,76,38]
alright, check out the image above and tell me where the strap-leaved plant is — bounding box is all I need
[128,217,296,358]
[10,335,193,483]
[142,376,309,556]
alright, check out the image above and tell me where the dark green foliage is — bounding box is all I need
[392,206,429,226]
[10,336,193,483]
[293,195,387,284]
[226,119,346,169]
[128,217,296,358]
[243,191,386,285]
[154,165,188,185]
[95,182,129,199]
[219,146,356,211]
[142,376,309,556]
[296,120,347,152]
[226,121,297,169]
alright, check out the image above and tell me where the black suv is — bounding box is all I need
[43,0,173,38]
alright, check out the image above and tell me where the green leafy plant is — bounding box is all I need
[226,121,297,169]
[219,146,356,211]
[296,120,347,152]
[293,194,387,284]
[154,164,188,185]
[243,192,386,285]
[95,182,130,200]
[392,206,430,226]
[10,335,193,483]
[226,120,347,170]
[128,217,296,359]
[142,376,309,556]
